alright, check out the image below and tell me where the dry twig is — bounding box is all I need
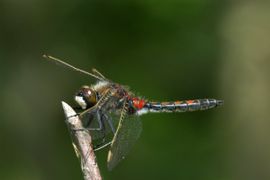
[61,101,102,180]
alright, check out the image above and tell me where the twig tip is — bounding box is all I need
[61,101,76,117]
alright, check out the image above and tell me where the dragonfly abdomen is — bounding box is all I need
[138,99,223,115]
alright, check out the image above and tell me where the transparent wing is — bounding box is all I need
[80,112,114,141]
[79,94,120,145]
[107,104,142,170]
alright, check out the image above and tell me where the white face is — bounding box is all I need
[75,96,87,109]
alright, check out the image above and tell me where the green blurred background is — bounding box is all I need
[1,1,270,180]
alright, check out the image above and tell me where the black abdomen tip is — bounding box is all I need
[216,100,224,107]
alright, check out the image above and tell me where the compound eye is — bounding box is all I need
[75,86,97,108]
[85,89,92,96]
[85,89,97,106]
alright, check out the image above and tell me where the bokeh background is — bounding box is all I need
[1,1,270,180]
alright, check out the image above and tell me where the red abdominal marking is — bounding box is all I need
[186,100,194,104]
[132,98,145,110]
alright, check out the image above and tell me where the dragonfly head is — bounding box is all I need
[75,85,97,109]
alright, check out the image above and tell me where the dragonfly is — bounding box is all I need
[43,55,223,170]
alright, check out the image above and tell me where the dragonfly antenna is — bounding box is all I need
[43,54,104,81]
[92,68,106,79]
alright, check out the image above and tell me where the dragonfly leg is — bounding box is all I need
[66,113,80,119]
[94,141,112,151]
[72,106,83,111]
[72,110,109,150]
[99,111,107,143]
[83,110,107,145]
[104,114,116,134]
[71,110,104,132]
[91,112,115,151]
[83,109,105,131]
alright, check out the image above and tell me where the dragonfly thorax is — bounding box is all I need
[75,85,97,109]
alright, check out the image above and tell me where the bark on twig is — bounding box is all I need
[61,101,102,180]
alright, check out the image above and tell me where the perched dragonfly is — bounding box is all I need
[44,55,223,170]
